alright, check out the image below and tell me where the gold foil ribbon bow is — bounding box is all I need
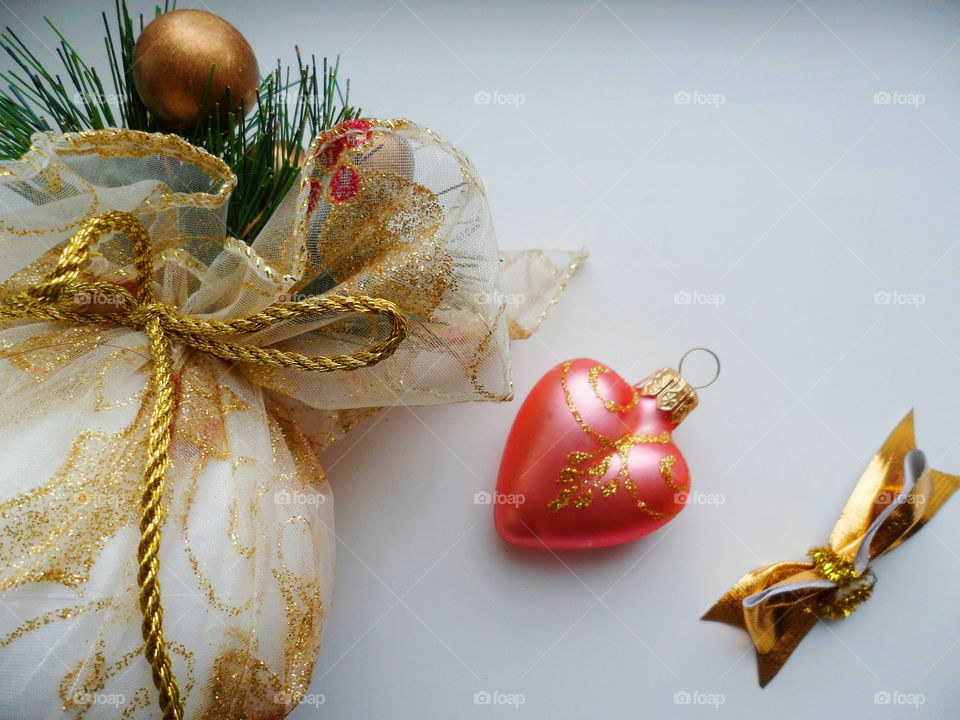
[703,411,960,687]
[0,210,407,720]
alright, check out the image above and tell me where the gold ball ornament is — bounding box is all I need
[132,9,259,128]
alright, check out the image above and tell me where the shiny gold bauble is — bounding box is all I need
[132,9,259,128]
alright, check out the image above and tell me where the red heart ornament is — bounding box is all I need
[495,359,699,549]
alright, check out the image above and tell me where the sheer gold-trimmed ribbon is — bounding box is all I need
[703,411,960,687]
[0,211,407,720]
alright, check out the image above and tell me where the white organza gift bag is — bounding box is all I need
[0,119,582,719]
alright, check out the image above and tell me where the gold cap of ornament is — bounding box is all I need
[639,367,698,424]
[638,348,720,424]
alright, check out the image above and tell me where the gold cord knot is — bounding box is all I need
[808,546,875,620]
[128,301,170,330]
[0,210,408,720]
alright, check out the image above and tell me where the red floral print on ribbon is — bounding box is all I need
[315,119,373,169]
[306,163,361,212]
[329,165,360,203]
[307,177,324,214]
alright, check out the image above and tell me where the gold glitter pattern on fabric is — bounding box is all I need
[0,121,581,719]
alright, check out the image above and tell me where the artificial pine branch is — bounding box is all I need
[0,0,360,242]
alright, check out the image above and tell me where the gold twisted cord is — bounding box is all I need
[808,546,875,620]
[0,210,408,720]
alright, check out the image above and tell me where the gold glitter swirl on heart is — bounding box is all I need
[548,361,682,516]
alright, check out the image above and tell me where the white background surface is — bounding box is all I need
[3,1,960,718]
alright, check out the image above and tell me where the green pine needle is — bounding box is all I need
[0,0,360,242]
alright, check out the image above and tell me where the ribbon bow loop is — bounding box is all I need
[704,411,960,687]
